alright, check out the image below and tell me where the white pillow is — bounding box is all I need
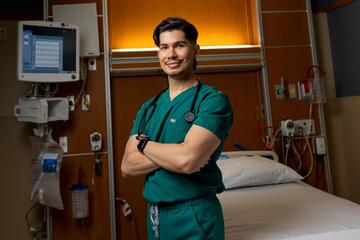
[217,155,303,189]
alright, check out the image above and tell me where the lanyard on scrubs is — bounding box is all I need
[137,80,202,137]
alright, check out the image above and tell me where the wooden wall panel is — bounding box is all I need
[262,12,310,46]
[53,154,111,240]
[261,1,327,190]
[111,71,265,239]
[46,1,111,239]
[198,72,265,150]
[53,57,108,154]
[266,46,313,124]
[108,0,259,49]
[111,76,164,240]
[261,0,307,11]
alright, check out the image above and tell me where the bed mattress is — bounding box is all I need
[218,181,360,240]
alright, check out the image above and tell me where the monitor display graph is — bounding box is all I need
[18,21,79,83]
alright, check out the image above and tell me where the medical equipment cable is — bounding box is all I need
[309,101,313,120]
[25,202,47,240]
[284,137,291,166]
[26,82,59,98]
[290,140,303,171]
[81,218,90,239]
[271,128,281,150]
[116,197,140,240]
[284,137,301,168]
[257,125,276,150]
[283,128,314,178]
[302,130,314,179]
[30,172,44,201]
[74,60,89,108]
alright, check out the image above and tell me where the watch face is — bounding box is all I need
[184,111,195,123]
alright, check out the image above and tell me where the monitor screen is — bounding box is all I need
[17,21,80,83]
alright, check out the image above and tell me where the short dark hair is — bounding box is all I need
[153,17,199,70]
[153,17,198,47]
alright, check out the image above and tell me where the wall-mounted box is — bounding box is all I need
[14,97,69,123]
[53,3,100,57]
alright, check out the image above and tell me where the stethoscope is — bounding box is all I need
[137,80,202,136]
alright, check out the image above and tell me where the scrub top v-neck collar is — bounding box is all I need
[165,83,199,105]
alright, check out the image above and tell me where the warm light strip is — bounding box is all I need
[112,45,261,53]
[112,52,262,65]
[202,45,260,49]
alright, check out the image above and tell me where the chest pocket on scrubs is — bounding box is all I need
[162,110,193,143]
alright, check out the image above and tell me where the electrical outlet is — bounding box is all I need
[281,119,295,137]
[67,95,75,111]
[315,137,326,155]
[82,94,90,111]
[294,119,315,136]
[88,58,96,71]
[59,136,68,153]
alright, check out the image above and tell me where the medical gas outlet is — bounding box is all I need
[90,132,102,176]
[281,120,295,137]
[281,119,315,137]
[90,132,102,152]
[293,119,315,136]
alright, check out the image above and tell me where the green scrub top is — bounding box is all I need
[130,82,233,204]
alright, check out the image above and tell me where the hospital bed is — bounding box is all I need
[217,151,360,240]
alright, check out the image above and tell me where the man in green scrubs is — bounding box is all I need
[121,17,233,240]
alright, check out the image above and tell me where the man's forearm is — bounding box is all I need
[121,150,159,177]
[121,136,160,177]
[143,125,220,174]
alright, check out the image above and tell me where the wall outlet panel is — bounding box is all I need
[82,94,90,111]
[281,120,295,137]
[298,81,313,101]
[67,95,75,111]
[294,119,315,136]
[59,136,68,153]
[275,84,285,99]
[315,137,326,155]
[288,83,297,99]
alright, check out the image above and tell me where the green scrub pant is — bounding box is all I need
[147,195,224,240]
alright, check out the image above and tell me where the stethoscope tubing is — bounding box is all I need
[138,80,201,136]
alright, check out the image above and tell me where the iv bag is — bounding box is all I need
[30,136,64,209]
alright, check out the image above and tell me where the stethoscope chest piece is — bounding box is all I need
[184,111,195,123]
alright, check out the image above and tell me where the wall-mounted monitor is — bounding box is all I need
[17,21,80,83]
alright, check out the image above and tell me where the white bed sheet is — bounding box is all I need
[286,228,360,240]
[218,181,360,240]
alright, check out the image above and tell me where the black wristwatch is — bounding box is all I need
[136,135,150,153]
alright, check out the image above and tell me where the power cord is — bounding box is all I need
[25,203,47,240]
[74,59,88,109]
[283,127,314,179]
[116,197,139,240]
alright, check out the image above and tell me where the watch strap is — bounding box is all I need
[137,135,150,153]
